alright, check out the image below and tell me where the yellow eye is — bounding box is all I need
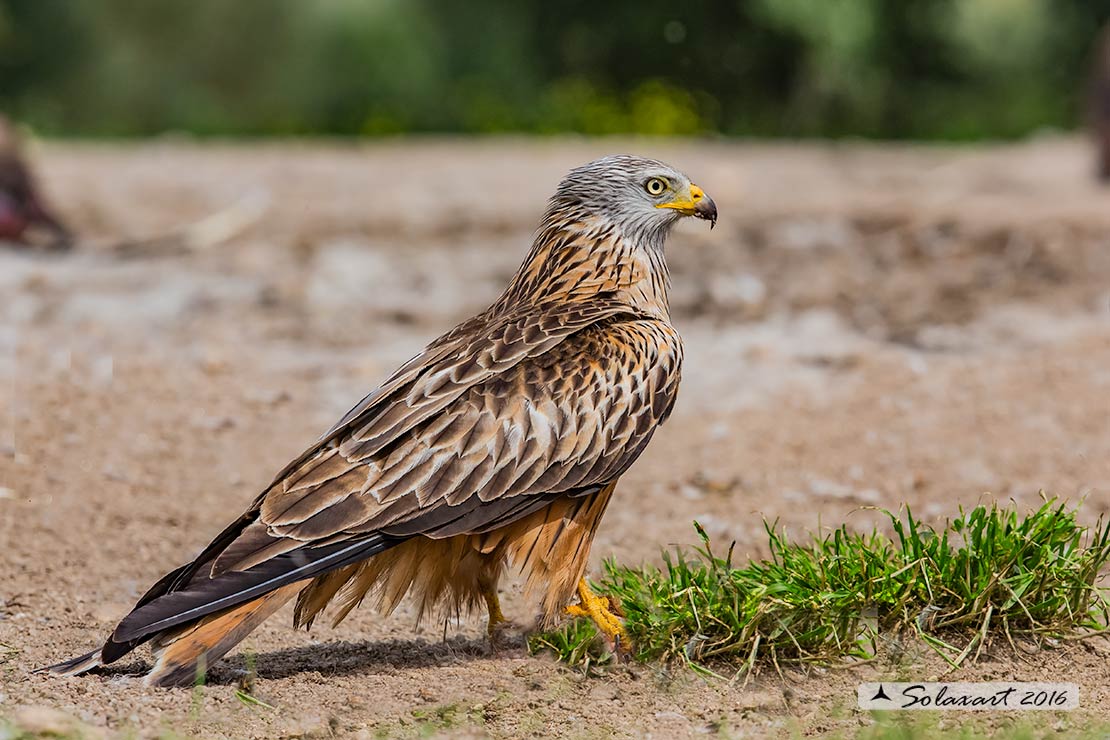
[645,177,667,196]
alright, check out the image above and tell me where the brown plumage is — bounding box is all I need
[0,115,70,248]
[45,155,717,686]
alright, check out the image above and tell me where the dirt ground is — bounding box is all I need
[2,137,1110,738]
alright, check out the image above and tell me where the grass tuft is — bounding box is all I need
[530,498,1110,673]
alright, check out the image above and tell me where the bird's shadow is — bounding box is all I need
[94,634,525,686]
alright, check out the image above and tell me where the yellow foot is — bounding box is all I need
[565,578,630,652]
[480,580,508,637]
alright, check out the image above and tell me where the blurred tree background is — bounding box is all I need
[1,0,1108,139]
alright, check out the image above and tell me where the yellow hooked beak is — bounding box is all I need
[655,183,718,228]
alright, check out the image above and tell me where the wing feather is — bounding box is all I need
[84,301,679,667]
[258,317,681,540]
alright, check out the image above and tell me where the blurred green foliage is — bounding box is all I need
[0,0,1108,139]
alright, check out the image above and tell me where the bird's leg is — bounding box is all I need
[565,578,629,651]
[479,576,507,637]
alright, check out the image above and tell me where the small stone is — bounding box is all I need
[192,413,236,432]
[679,484,703,501]
[102,467,131,483]
[245,387,292,406]
[654,710,688,722]
[855,488,882,504]
[708,273,766,310]
[807,477,853,499]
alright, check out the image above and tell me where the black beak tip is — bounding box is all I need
[696,195,718,229]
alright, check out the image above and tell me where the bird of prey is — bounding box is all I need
[0,115,71,248]
[46,155,717,686]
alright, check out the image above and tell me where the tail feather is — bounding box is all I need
[39,649,103,678]
[145,582,303,687]
[41,533,401,683]
[114,534,397,646]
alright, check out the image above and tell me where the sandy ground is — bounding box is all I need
[2,136,1110,738]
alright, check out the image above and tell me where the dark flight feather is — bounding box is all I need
[112,534,400,644]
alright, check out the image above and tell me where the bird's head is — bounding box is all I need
[547,155,717,240]
[502,155,716,311]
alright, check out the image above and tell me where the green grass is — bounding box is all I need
[530,498,1110,675]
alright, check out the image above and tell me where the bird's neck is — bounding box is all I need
[495,215,672,318]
